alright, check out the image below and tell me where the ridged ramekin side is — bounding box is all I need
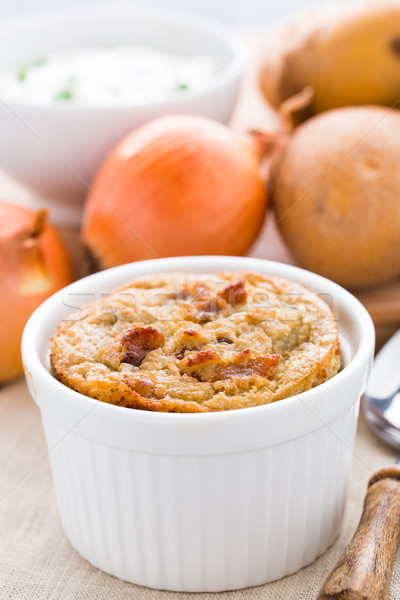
[41,399,359,592]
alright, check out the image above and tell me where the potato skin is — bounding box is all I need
[260,2,400,117]
[273,106,400,289]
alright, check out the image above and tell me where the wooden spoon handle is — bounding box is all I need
[317,466,400,600]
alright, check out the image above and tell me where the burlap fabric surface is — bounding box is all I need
[1,379,399,600]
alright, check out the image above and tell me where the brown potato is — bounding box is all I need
[259,2,400,120]
[273,105,400,289]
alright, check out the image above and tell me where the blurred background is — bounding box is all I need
[0,0,346,28]
[1,0,398,365]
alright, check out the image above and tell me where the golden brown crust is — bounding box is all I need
[178,349,280,383]
[50,271,341,412]
[218,280,247,306]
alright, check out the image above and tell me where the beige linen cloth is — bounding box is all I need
[1,378,400,599]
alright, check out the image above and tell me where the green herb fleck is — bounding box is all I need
[54,89,73,102]
[17,65,29,81]
[176,82,188,91]
[31,57,47,68]
[17,57,46,82]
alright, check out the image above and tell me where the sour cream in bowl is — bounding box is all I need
[0,45,219,107]
[0,8,245,226]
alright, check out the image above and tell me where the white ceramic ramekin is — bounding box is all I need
[22,256,375,592]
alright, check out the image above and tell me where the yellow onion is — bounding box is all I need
[82,115,269,267]
[0,202,73,383]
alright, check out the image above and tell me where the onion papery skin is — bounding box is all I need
[82,115,268,267]
[0,202,73,383]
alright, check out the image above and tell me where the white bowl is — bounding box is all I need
[0,8,244,227]
[22,256,375,592]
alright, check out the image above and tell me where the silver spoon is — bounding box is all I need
[317,330,400,600]
[362,329,400,449]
